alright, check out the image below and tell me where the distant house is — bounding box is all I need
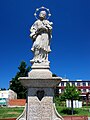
[0,89,17,106]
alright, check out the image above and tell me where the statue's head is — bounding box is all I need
[39,11,46,20]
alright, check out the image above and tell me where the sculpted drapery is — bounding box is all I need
[30,11,53,63]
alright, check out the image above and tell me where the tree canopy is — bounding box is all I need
[60,82,81,115]
[9,61,30,99]
[60,82,81,101]
[0,88,6,90]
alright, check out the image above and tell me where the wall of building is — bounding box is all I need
[8,99,26,107]
[0,89,17,99]
[58,79,90,96]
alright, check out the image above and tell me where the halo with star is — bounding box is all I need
[34,6,51,20]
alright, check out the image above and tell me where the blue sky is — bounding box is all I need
[0,0,90,89]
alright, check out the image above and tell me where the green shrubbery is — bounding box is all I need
[56,105,90,116]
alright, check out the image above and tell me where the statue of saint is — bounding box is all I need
[30,10,53,63]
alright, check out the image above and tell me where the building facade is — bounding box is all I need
[0,89,17,99]
[0,89,17,106]
[58,79,90,99]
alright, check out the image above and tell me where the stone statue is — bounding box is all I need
[30,7,53,63]
[17,7,64,120]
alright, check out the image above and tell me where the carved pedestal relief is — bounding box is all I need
[36,90,45,101]
[27,97,52,120]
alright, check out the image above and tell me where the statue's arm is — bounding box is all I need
[44,20,53,39]
[30,21,38,40]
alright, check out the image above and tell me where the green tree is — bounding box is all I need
[9,61,30,99]
[60,83,81,115]
[52,74,60,97]
[0,88,6,90]
[52,74,57,77]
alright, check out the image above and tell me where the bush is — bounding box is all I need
[60,108,78,115]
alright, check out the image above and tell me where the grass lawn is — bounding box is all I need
[0,106,90,118]
[56,105,90,116]
[0,107,24,118]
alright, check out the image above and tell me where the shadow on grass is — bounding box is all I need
[60,108,78,115]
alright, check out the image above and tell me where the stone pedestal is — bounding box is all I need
[16,6,64,119]
[16,64,64,120]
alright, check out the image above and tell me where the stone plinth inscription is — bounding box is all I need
[27,97,53,120]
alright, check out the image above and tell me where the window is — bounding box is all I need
[88,82,90,86]
[88,89,90,92]
[83,82,86,86]
[72,82,75,86]
[83,89,86,92]
[77,82,80,86]
[61,82,64,86]
[1,93,4,97]
[61,89,64,93]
